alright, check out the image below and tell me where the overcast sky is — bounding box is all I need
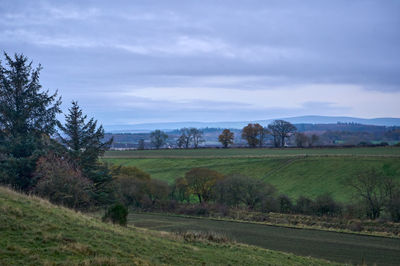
[1,0,399,125]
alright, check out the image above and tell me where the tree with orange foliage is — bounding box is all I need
[218,129,234,148]
[184,168,224,203]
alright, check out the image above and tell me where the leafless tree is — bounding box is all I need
[268,120,296,147]
[295,133,309,148]
[190,128,204,148]
[178,128,192,148]
[150,130,168,149]
[348,169,389,219]
[310,134,319,147]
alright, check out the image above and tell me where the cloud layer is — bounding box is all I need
[1,0,399,124]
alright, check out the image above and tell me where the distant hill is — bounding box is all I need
[104,115,400,132]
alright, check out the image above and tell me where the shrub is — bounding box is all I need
[294,196,314,215]
[114,176,146,207]
[102,204,128,226]
[33,153,93,210]
[278,194,293,213]
[387,195,400,222]
[260,196,279,213]
[175,231,232,243]
[312,194,342,217]
[348,221,363,232]
[343,203,364,219]
[111,165,151,181]
[214,174,276,210]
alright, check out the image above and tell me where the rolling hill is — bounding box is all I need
[103,147,400,202]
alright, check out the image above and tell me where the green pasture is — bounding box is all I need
[104,154,400,202]
[104,146,400,158]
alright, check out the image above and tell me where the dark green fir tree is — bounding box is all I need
[57,101,114,204]
[0,53,61,190]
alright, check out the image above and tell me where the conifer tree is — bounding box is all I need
[57,101,113,178]
[0,53,61,190]
[57,101,114,204]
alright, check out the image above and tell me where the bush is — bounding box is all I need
[175,231,232,243]
[278,194,293,213]
[102,204,128,226]
[387,195,400,222]
[348,221,363,232]
[259,196,279,213]
[214,174,276,210]
[343,203,364,219]
[33,153,93,210]
[294,196,314,215]
[312,194,342,217]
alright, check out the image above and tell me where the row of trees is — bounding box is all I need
[110,164,400,222]
[146,120,297,149]
[148,128,205,149]
[240,120,297,148]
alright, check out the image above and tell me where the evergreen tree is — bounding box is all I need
[57,101,113,177]
[0,53,61,190]
[57,101,114,204]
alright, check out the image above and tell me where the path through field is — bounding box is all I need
[130,213,400,265]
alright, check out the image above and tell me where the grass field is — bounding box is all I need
[105,146,400,158]
[103,147,400,202]
[129,212,400,265]
[0,187,337,265]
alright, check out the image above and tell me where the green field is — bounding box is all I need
[105,146,400,158]
[129,212,400,265]
[0,187,337,265]
[103,147,400,202]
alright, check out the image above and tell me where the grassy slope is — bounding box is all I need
[0,187,337,265]
[104,156,400,202]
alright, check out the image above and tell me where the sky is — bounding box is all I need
[1,0,399,126]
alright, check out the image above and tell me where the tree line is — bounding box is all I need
[109,164,400,222]
[145,120,299,149]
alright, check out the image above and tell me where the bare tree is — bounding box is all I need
[268,120,296,147]
[190,128,204,148]
[150,130,168,149]
[295,133,309,148]
[176,135,186,148]
[137,139,145,150]
[214,174,276,209]
[178,128,192,149]
[348,169,389,219]
[258,126,270,147]
[310,134,319,147]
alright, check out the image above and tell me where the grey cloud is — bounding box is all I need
[1,0,399,124]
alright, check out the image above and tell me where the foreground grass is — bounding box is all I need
[103,156,400,202]
[0,187,338,265]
